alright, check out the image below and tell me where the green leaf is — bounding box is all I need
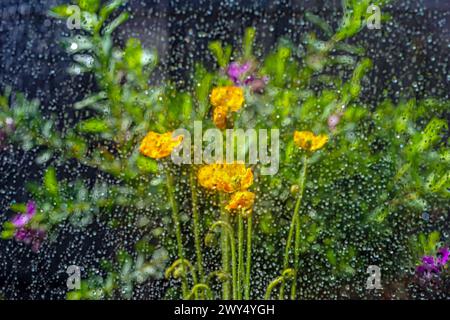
[417,118,447,152]
[181,93,193,122]
[74,92,107,110]
[431,172,449,194]
[427,231,440,253]
[10,203,26,213]
[194,64,213,119]
[124,38,144,73]
[418,233,427,253]
[1,229,15,239]
[99,0,125,21]
[208,41,232,68]
[103,12,129,35]
[368,205,390,223]
[49,4,77,18]
[36,150,54,164]
[136,155,158,173]
[78,118,110,133]
[77,0,101,13]
[44,167,59,196]
[326,249,337,266]
[305,12,333,36]
[80,11,99,32]
[67,291,82,300]
[243,27,256,59]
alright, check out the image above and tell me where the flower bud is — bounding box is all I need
[327,113,342,131]
[173,267,184,279]
[216,272,230,282]
[5,117,15,132]
[205,232,217,247]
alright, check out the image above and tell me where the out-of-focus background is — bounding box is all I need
[0,0,449,299]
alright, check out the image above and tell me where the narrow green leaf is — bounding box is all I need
[10,203,26,213]
[44,167,59,196]
[103,12,129,35]
[1,229,15,239]
[78,118,110,133]
[77,0,101,13]
[305,12,333,36]
[243,27,256,59]
[49,5,76,18]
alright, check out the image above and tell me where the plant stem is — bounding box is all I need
[187,284,214,300]
[279,155,308,299]
[211,217,236,300]
[230,222,237,300]
[190,170,205,284]
[265,276,284,300]
[244,214,252,300]
[279,210,298,299]
[219,195,231,299]
[238,213,244,299]
[166,168,188,299]
[290,155,308,300]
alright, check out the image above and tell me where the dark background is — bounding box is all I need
[0,0,449,299]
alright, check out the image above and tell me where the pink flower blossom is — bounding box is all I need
[11,201,36,228]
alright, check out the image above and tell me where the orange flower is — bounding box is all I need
[210,86,244,129]
[139,131,183,159]
[293,131,328,152]
[213,105,228,130]
[225,191,255,212]
[197,162,253,193]
[210,86,244,112]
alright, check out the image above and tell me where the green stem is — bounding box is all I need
[190,170,205,283]
[244,215,252,300]
[219,197,231,300]
[279,212,297,299]
[166,169,188,299]
[187,284,214,300]
[238,213,244,300]
[290,155,308,300]
[265,276,284,300]
[230,224,237,300]
[206,270,229,286]
[266,268,295,300]
[165,259,197,285]
[211,218,236,300]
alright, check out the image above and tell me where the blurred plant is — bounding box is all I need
[0,0,448,300]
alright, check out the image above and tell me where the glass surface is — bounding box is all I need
[0,0,448,300]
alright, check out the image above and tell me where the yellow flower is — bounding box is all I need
[210,86,244,112]
[293,131,328,152]
[139,131,183,159]
[225,191,256,212]
[210,86,244,129]
[213,105,228,130]
[197,163,253,193]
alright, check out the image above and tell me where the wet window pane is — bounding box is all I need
[0,0,449,300]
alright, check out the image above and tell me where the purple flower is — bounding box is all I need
[10,201,45,252]
[327,113,341,131]
[416,247,450,278]
[14,227,46,253]
[416,256,439,275]
[11,201,37,228]
[227,62,252,85]
[226,61,269,93]
[437,247,449,266]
